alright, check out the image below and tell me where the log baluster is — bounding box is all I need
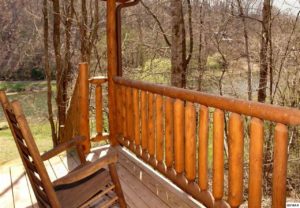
[133,89,141,156]
[213,109,228,208]
[121,85,127,145]
[156,95,165,173]
[116,85,123,137]
[198,105,209,192]
[89,76,108,142]
[185,102,197,189]
[165,97,176,179]
[228,113,244,208]
[272,123,288,208]
[126,87,134,151]
[248,118,264,207]
[174,99,186,186]
[148,93,156,167]
[141,91,149,162]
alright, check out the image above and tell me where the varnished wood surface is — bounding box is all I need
[0,146,203,208]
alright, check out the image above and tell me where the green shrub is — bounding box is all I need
[31,68,45,80]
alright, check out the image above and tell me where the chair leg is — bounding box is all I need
[108,163,127,208]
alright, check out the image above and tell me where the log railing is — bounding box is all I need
[61,63,90,154]
[89,76,109,142]
[113,76,300,208]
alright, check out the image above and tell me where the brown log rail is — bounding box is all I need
[113,76,300,208]
[89,76,109,142]
[61,63,90,154]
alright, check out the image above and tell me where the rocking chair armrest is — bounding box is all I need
[52,149,118,186]
[41,136,86,161]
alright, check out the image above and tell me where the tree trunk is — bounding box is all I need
[236,0,252,100]
[64,0,74,91]
[258,0,271,103]
[53,0,67,141]
[43,0,58,146]
[80,0,89,62]
[171,0,187,88]
[197,0,207,91]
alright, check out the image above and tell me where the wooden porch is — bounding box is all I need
[0,145,203,208]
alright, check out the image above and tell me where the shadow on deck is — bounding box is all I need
[0,145,203,208]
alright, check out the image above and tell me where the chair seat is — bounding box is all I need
[54,168,112,208]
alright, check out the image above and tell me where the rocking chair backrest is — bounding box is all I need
[0,92,60,207]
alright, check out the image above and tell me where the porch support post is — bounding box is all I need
[107,0,118,146]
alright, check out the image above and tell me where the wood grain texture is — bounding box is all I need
[248,118,264,208]
[174,99,185,174]
[185,102,196,182]
[228,113,244,208]
[272,124,288,208]
[198,105,209,190]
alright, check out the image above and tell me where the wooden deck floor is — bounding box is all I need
[0,145,203,208]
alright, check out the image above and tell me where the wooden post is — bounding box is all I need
[95,85,103,137]
[228,113,244,208]
[107,0,118,146]
[174,99,185,174]
[133,89,141,156]
[148,93,156,166]
[185,102,196,182]
[198,105,209,191]
[248,118,264,207]
[165,97,175,178]
[156,95,164,172]
[141,91,149,161]
[212,109,226,207]
[79,63,91,153]
[272,123,288,208]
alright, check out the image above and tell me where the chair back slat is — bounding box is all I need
[0,92,61,207]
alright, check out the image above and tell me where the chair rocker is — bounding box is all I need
[0,91,126,208]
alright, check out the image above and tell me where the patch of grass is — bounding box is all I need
[0,80,56,92]
[0,122,53,165]
[0,91,56,123]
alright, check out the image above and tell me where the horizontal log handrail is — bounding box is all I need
[113,76,300,125]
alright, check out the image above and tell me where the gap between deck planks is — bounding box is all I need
[0,145,203,208]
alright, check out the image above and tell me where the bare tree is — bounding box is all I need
[171,0,193,88]
[236,0,252,100]
[43,0,58,146]
[258,0,271,102]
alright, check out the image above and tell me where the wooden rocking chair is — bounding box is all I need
[0,92,126,208]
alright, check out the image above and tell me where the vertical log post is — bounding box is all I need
[165,97,176,179]
[116,84,123,136]
[248,118,264,207]
[95,84,103,138]
[133,89,141,156]
[213,109,227,207]
[79,63,90,153]
[198,105,209,192]
[148,93,156,167]
[122,86,128,145]
[141,91,149,161]
[228,113,244,208]
[272,123,288,208]
[174,99,186,186]
[185,102,196,185]
[156,95,165,173]
[107,0,118,146]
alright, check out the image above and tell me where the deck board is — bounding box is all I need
[0,146,202,208]
[0,167,14,208]
[10,166,33,208]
